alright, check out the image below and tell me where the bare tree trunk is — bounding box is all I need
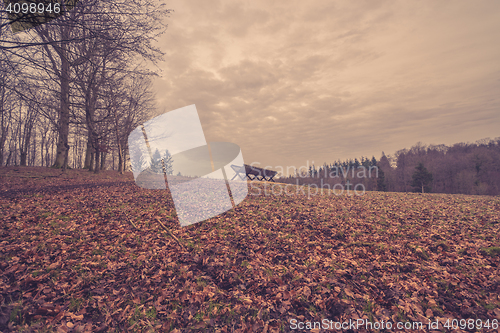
[5,151,12,166]
[84,135,92,169]
[40,134,45,167]
[75,124,84,168]
[19,109,35,167]
[62,143,69,172]
[100,151,106,170]
[113,106,124,174]
[72,135,78,168]
[0,133,6,166]
[0,125,7,166]
[14,135,18,165]
[45,137,51,167]
[88,130,99,173]
[31,131,36,166]
[89,151,94,171]
[0,84,9,167]
[53,50,70,169]
[122,147,128,173]
[20,152,27,166]
[117,147,123,173]
[7,119,21,166]
[94,141,100,173]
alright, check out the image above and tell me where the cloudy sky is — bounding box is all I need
[152,0,500,174]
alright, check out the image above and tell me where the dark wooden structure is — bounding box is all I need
[230,164,277,182]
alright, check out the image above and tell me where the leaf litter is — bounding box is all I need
[0,167,499,332]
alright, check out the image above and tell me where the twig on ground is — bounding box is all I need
[125,215,140,230]
[156,218,187,251]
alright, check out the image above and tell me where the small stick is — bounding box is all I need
[156,218,187,251]
[127,216,140,230]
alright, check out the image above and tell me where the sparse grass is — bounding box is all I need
[69,297,84,312]
[482,246,500,257]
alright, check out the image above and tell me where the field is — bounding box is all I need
[1,167,499,332]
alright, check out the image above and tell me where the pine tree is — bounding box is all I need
[377,168,387,191]
[150,149,163,174]
[411,162,433,193]
[354,158,360,169]
[163,149,174,175]
[150,148,174,175]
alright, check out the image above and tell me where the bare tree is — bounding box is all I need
[107,74,156,174]
[17,101,38,166]
[1,0,171,170]
[0,44,22,166]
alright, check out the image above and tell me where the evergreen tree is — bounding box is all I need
[163,149,174,175]
[354,158,360,169]
[365,158,371,168]
[411,162,433,193]
[150,148,174,175]
[377,168,387,191]
[150,149,163,174]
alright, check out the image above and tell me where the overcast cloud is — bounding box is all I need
[151,0,500,174]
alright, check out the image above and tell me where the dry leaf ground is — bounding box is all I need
[1,167,499,332]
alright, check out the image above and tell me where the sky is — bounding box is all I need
[152,0,500,175]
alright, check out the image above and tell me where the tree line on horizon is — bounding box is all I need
[280,138,500,196]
